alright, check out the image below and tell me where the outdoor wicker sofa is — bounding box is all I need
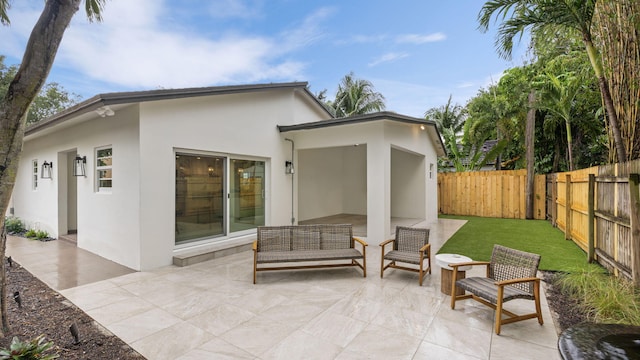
[252,224,367,284]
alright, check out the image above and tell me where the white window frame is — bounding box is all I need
[96,146,112,193]
[32,159,38,190]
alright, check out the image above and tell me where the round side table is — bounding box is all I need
[435,253,472,296]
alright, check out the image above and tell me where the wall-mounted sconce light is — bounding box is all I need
[41,161,53,179]
[73,156,86,177]
[285,161,294,174]
[420,124,426,131]
[429,163,434,179]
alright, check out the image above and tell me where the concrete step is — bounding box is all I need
[172,237,254,267]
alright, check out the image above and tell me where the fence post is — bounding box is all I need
[565,174,572,241]
[629,174,640,287]
[588,174,595,262]
[552,174,557,226]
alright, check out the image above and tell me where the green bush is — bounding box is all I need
[4,217,25,234]
[558,264,640,325]
[35,230,49,240]
[24,229,37,239]
[0,335,59,360]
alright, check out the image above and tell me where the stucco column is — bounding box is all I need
[366,141,390,245]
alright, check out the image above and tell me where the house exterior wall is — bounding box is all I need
[137,89,325,270]
[291,119,439,245]
[11,85,440,271]
[14,105,142,269]
[391,148,426,219]
[384,121,439,223]
[297,145,367,221]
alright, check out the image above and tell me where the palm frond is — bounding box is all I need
[0,0,10,25]
[85,0,107,22]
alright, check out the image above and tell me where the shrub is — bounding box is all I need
[0,335,59,359]
[4,217,25,234]
[24,230,37,239]
[558,264,640,325]
[35,230,49,240]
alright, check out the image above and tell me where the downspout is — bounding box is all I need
[285,138,295,225]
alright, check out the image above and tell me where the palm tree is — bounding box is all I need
[424,94,466,136]
[332,72,385,117]
[536,72,581,170]
[478,0,627,162]
[0,0,106,335]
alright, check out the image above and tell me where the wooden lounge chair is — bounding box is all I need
[449,245,543,335]
[380,226,431,286]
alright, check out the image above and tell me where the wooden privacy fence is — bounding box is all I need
[538,160,640,285]
[438,170,546,220]
[439,159,640,284]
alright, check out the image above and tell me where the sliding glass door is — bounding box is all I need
[175,153,265,245]
[229,159,265,232]
[175,154,225,244]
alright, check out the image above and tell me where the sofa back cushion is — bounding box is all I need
[291,226,321,250]
[257,227,292,252]
[319,224,353,250]
[257,224,354,252]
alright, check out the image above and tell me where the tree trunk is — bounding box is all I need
[565,118,574,171]
[583,35,627,162]
[0,0,81,336]
[0,227,7,334]
[525,91,536,219]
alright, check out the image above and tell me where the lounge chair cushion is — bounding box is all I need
[456,277,536,304]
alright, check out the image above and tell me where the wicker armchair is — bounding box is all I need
[380,226,431,286]
[449,245,543,335]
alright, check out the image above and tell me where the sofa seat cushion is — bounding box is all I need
[455,277,535,303]
[257,248,363,263]
[383,250,422,265]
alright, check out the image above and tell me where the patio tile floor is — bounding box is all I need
[6,219,561,360]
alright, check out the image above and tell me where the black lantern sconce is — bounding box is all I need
[73,156,86,177]
[41,161,53,179]
[285,161,294,174]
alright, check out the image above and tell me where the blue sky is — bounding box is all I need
[1,0,528,118]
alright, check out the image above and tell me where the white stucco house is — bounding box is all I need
[9,82,445,271]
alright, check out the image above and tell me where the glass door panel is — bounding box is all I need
[229,159,265,233]
[175,154,225,244]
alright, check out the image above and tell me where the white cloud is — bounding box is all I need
[48,0,328,90]
[336,34,388,45]
[336,32,446,46]
[368,52,409,67]
[279,7,335,52]
[205,0,264,19]
[396,32,446,44]
[457,82,475,89]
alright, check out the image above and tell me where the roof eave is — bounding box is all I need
[278,111,446,157]
[26,82,313,136]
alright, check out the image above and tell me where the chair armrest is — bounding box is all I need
[252,240,258,251]
[495,277,540,287]
[419,243,431,253]
[379,239,394,247]
[353,237,368,247]
[449,261,490,269]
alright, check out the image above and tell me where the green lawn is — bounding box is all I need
[438,215,589,272]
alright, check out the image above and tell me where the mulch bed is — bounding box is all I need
[542,271,589,332]
[0,260,144,359]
